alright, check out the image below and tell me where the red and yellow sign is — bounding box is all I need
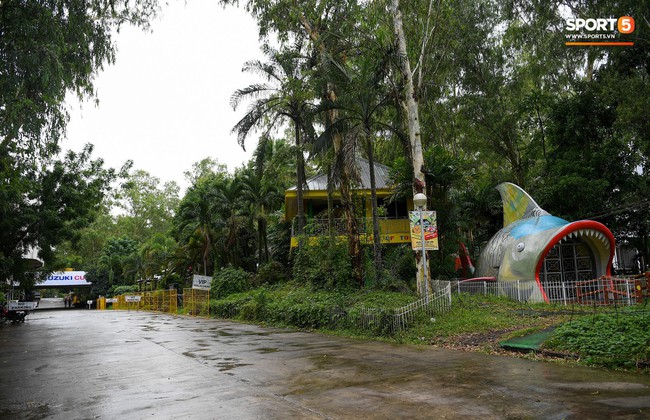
[409,211,439,251]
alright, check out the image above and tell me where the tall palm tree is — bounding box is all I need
[211,176,248,268]
[141,233,177,284]
[241,139,288,266]
[315,41,397,278]
[230,43,316,243]
[174,179,220,275]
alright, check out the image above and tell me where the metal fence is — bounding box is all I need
[447,276,648,306]
[101,289,209,317]
[183,288,210,317]
[344,282,452,333]
[104,290,178,314]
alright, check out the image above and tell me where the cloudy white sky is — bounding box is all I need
[63,0,264,192]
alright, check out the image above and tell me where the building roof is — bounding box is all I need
[287,158,393,191]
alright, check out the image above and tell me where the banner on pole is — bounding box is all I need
[409,210,439,251]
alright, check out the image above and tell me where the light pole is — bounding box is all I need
[413,193,430,300]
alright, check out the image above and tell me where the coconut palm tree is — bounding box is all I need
[314,41,398,277]
[241,138,290,265]
[174,178,220,275]
[211,175,248,269]
[230,43,316,243]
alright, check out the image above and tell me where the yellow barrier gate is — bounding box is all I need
[107,290,178,314]
[101,289,209,318]
[183,288,210,317]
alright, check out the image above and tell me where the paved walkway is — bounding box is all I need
[1,310,649,419]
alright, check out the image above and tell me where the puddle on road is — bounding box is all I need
[257,347,280,354]
[140,325,158,332]
[553,382,648,391]
[213,330,234,337]
[217,361,252,372]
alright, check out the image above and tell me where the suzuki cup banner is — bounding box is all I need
[38,271,91,287]
[409,211,439,251]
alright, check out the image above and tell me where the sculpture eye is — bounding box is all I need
[516,242,525,252]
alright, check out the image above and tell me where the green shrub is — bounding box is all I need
[380,245,416,291]
[545,311,650,369]
[255,261,286,287]
[292,237,353,289]
[108,285,139,296]
[211,267,253,299]
[210,292,252,318]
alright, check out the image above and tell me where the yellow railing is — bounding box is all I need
[100,289,209,318]
[183,288,210,317]
[290,218,411,247]
[106,290,178,314]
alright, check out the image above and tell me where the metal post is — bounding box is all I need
[419,207,430,302]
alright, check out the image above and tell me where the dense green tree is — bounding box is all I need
[183,157,228,186]
[115,169,179,242]
[240,158,284,265]
[0,145,115,286]
[97,236,139,286]
[174,176,221,276]
[0,0,159,153]
[0,0,159,290]
[211,174,252,269]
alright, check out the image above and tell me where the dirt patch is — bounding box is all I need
[430,328,520,353]
[429,331,575,365]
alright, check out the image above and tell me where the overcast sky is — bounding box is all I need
[63,0,264,193]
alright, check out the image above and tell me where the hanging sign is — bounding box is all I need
[37,271,91,287]
[409,210,439,251]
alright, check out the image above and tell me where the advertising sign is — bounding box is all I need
[409,210,439,251]
[37,271,91,287]
[105,298,118,303]
[8,301,38,311]
[124,295,141,303]
[192,275,212,291]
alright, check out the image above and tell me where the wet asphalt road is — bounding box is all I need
[1,310,649,419]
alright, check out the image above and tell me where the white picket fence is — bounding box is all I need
[345,283,452,333]
[447,277,643,306]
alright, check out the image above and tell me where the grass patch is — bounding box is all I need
[544,309,650,370]
[209,285,649,371]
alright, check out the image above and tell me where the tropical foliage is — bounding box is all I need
[3,0,649,300]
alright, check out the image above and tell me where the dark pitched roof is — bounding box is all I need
[288,157,393,191]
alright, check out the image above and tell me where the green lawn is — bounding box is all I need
[210,284,650,372]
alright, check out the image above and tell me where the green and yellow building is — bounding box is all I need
[284,159,415,248]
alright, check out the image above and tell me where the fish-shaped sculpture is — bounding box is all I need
[475,183,615,303]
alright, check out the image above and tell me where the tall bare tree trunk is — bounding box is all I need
[295,124,306,247]
[327,162,334,237]
[391,0,429,295]
[301,15,363,285]
[367,136,382,273]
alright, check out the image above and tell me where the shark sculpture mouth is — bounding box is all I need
[476,183,616,303]
[535,220,616,302]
